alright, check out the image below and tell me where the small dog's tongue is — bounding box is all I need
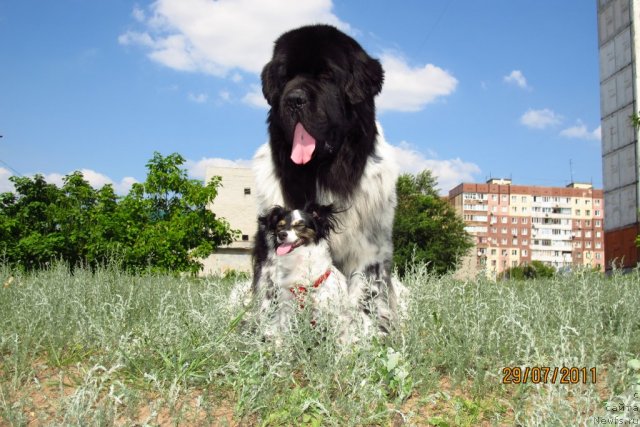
[290,123,316,165]
[276,242,294,256]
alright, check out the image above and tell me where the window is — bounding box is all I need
[491,249,497,255]
[511,195,517,202]
[242,234,249,241]
[501,217,508,224]
[501,249,507,256]
[522,249,528,256]
[512,261,518,267]
[596,253,602,260]
[595,210,601,216]
[596,231,601,238]
[512,249,518,256]
[596,242,602,249]
[586,210,591,216]
[511,217,518,224]
[575,209,581,216]
[521,196,527,202]
[244,188,251,195]
[595,220,601,227]
[521,218,528,224]
[522,228,528,235]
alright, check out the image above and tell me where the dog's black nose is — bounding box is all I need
[285,89,308,110]
[277,231,288,241]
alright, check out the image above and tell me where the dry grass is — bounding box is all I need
[1,262,639,426]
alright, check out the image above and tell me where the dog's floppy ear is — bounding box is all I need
[345,51,384,104]
[259,205,286,231]
[305,203,339,239]
[261,59,281,107]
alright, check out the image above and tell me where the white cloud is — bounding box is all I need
[377,53,458,112]
[560,121,601,141]
[219,90,231,102]
[389,142,481,194]
[119,0,349,77]
[0,168,13,193]
[520,108,562,129]
[242,84,269,109]
[188,92,208,103]
[186,157,253,180]
[504,70,530,90]
[0,169,138,195]
[132,6,146,23]
[118,30,155,48]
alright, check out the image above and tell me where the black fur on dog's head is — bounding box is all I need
[257,203,339,256]
[261,24,384,207]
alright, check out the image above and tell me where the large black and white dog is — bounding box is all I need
[252,24,400,334]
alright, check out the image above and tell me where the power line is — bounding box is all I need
[0,135,23,177]
[0,159,22,177]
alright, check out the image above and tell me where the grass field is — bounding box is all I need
[1,262,639,426]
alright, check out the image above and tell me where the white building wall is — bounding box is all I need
[200,167,257,275]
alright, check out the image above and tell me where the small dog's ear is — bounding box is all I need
[306,203,338,238]
[345,51,384,104]
[259,205,285,231]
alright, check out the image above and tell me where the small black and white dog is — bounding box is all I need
[254,203,352,342]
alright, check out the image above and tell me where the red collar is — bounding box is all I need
[289,269,332,307]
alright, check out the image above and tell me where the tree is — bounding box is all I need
[392,170,473,276]
[498,260,556,280]
[115,152,238,273]
[0,152,237,274]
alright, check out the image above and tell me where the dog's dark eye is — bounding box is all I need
[294,223,306,231]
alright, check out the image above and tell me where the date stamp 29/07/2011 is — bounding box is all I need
[502,366,597,385]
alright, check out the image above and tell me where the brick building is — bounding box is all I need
[449,178,605,278]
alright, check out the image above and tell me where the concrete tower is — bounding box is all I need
[598,0,640,268]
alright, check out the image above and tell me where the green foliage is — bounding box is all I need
[393,170,473,276]
[498,260,556,280]
[631,112,640,130]
[0,152,237,273]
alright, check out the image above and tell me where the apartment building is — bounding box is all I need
[449,179,605,278]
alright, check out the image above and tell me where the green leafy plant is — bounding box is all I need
[393,170,473,277]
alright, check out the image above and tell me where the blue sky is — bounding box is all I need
[0,0,602,195]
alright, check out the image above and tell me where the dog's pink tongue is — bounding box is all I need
[276,242,294,256]
[290,123,316,165]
